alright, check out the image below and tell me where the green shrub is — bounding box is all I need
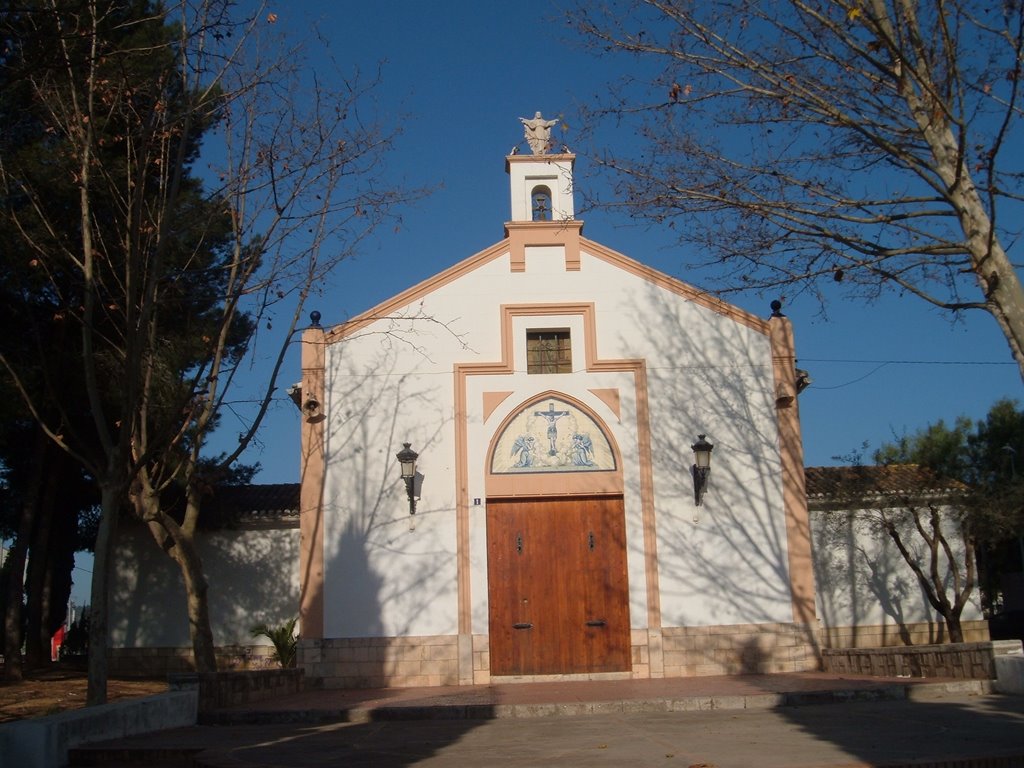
[250,616,298,668]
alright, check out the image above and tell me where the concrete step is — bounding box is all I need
[67,745,200,767]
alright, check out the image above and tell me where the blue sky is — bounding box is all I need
[68,1,1021,604]
[229,0,1019,477]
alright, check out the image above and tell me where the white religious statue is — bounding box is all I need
[519,111,558,155]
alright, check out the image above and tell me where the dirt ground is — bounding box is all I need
[0,664,168,723]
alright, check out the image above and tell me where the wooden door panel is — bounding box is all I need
[487,502,532,675]
[487,496,630,676]
[577,497,631,672]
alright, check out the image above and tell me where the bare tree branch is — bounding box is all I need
[572,0,1024,377]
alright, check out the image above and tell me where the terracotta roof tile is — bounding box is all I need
[804,464,968,507]
[204,483,300,527]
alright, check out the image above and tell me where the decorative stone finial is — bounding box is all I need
[310,310,321,327]
[770,300,784,317]
[519,111,558,155]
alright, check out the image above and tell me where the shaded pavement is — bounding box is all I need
[73,673,1024,767]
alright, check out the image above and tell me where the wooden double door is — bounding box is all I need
[486,495,631,676]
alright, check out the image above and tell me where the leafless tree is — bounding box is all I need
[881,499,977,642]
[1,0,410,702]
[128,1,411,680]
[814,470,977,643]
[815,489,974,638]
[572,0,1024,379]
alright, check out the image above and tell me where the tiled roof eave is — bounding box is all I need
[233,515,300,530]
[807,488,968,512]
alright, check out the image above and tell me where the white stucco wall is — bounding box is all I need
[811,505,983,633]
[319,240,794,640]
[110,521,299,647]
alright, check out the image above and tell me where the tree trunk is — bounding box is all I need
[171,538,218,673]
[24,446,61,669]
[981,248,1024,385]
[26,496,75,668]
[24,516,52,669]
[2,534,28,681]
[910,100,1024,382]
[883,508,977,646]
[87,478,122,706]
[138,485,218,674]
[3,429,48,680]
[945,613,965,643]
[46,507,77,652]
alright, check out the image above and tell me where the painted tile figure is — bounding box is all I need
[510,435,538,467]
[535,402,570,455]
[569,432,595,466]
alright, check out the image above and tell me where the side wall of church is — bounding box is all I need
[811,505,985,648]
[108,519,299,672]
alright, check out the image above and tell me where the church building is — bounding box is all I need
[294,115,820,687]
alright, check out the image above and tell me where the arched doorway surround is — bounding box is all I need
[484,393,629,675]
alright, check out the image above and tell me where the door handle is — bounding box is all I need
[585,620,607,627]
[513,622,533,630]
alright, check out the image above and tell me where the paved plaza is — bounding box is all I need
[137,695,1024,767]
[74,674,1024,767]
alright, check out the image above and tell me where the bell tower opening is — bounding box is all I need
[531,186,553,221]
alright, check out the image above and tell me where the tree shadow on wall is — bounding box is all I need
[236,364,491,767]
[620,284,820,671]
[110,517,305,661]
[319,342,459,644]
[621,284,1024,766]
[110,521,187,650]
[812,509,928,648]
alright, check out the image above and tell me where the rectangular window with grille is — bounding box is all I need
[526,330,571,374]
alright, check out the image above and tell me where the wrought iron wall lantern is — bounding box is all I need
[691,434,714,507]
[395,442,419,515]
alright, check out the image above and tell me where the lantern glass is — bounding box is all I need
[396,443,418,479]
[692,435,713,469]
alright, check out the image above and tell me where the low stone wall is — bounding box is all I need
[302,625,822,688]
[822,639,1021,679]
[109,644,278,676]
[300,635,460,689]
[170,668,304,714]
[659,622,821,677]
[0,690,197,768]
[820,619,990,650]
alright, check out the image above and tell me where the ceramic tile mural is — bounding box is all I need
[491,397,616,474]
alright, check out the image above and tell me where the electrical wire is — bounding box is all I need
[799,357,1014,390]
[800,358,1015,366]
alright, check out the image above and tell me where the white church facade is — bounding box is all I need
[293,134,820,687]
[105,119,992,682]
